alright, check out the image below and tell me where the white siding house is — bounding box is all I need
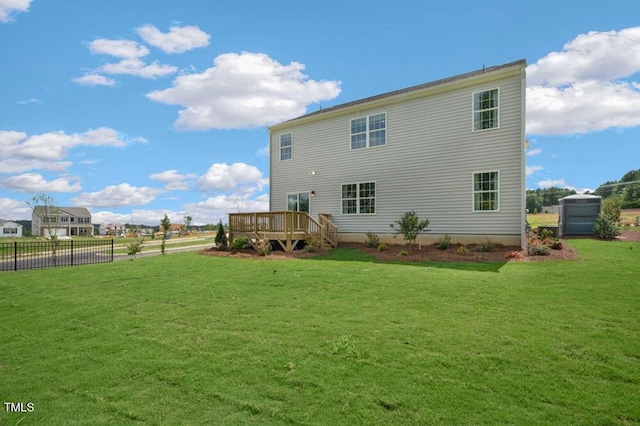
[0,220,23,238]
[31,207,93,237]
[268,59,527,247]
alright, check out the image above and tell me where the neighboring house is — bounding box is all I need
[0,219,23,238]
[264,59,527,247]
[31,207,93,237]
[99,223,126,237]
[160,223,183,235]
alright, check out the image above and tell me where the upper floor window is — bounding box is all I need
[280,133,292,161]
[473,171,499,211]
[473,89,499,131]
[351,113,386,150]
[342,182,376,214]
[61,217,68,222]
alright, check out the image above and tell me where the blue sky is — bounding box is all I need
[1,0,639,226]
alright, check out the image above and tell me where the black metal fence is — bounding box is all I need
[0,239,114,272]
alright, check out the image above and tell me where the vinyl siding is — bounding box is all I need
[270,64,525,242]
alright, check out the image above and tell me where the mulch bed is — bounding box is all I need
[200,230,639,263]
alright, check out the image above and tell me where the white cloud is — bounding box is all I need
[150,169,197,190]
[80,37,178,83]
[74,74,116,87]
[17,98,41,105]
[0,128,143,176]
[0,173,82,193]
[527,27,640,135]
[0,0,31,23]
[137,24,211,54]
[0,159,71,173]
[198,162,267,193]
[88,39,150,59]
[0,197,31,220]
[526,148,542,157]
[71,183,163,208]
[184,193,269,224]
[537,179,567,188]
[0,128,133,167]
[98,58,178,79]
[147,51,341,130]
[526,165,543,176]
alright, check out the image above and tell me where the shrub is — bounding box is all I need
[476,239,494,252]
[546,238,563,250]
[539,228,555,240]
[377,243,387,252]
[253,238,272,256]
[456,245,468,255]
[602,194,622,223]
[364,232,380,248]
[593,213,620,240]
[230,237,248,252]
[391,210,430,250]
[530,243,551,256]
[505,250,523,259]
[437,234,451,250]
[126,239,144,259]
[398,250,408,256]
[214,221,228,249]
[304,236,322,252]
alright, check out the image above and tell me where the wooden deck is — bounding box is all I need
[228,211,337,253]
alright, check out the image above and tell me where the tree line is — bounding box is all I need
[527,169,640,213]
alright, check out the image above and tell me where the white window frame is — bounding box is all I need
[280,133,292,161]
[3,227,18,234]
[350,113,387,150]
[341,182,376,215]
[472,88,499,132]
[472,171,500,212]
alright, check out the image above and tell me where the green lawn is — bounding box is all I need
[1,239,639,424]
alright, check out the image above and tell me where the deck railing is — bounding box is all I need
[229,211,337,250]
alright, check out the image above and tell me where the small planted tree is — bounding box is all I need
[160,214,171,255]
[214,220,228,250]
[183,215,192,236]
[126,239,144,260]
[26,193,61,266]
[391,210,430,251]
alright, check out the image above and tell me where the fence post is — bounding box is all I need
[14,241,18,271]
[71,240,74,266]
[110,239,114,262]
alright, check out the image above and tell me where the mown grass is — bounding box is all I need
[1,239,639,424]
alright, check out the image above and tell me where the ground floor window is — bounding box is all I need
[342,182,376,214]
[473,171,499,211]
[3,228,18,234]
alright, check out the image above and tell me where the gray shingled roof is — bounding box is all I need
[273,59,527,126]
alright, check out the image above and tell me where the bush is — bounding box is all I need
[304,236,322,252]
[437,234,451,250]
[377,243,387,252]
[602,195,622,223]
[214,221,228,249]
[593,214,620,240]
[529,243,551,256]
[476,239,494,252]
[398,250,408,256]
[456,245,468,255]
[391,210,430,250]
[230,237,248,251]
[546,238,563,250]
[364,232,380,248]
[126,239,144,259]
[253,238,272,256]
